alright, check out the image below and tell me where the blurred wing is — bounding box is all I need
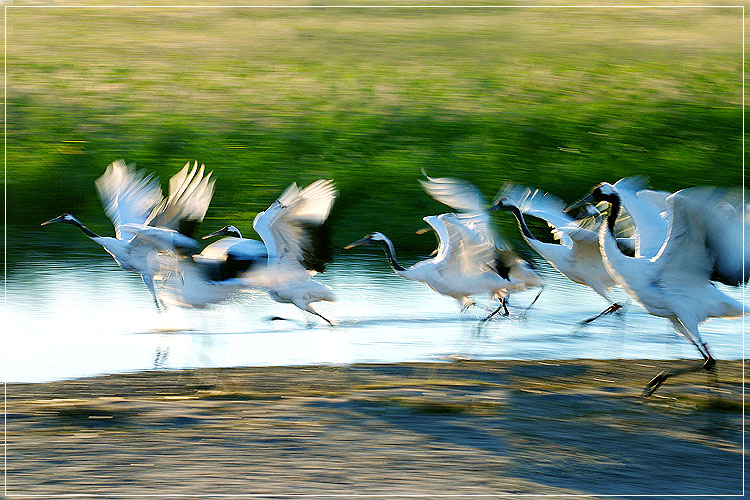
[637,189,670,213]
[498,183,574,230]
[613,177,670,258]
[656,186,748,286]
[240,259,312,290]
[147,161,215,238]
[95,160,163,241]
[420,174,488,213]
[498,183,597,247]
[439,214,497,277]
[253,179,337,273]
[119,223,199,256]
[422,215,450,262]
[652,190,712,282]
[703,189,749,285]
[420,174,493,239]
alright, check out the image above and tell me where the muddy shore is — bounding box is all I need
[6,359,744,497]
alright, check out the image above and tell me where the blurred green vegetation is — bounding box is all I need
[6,5,744,258]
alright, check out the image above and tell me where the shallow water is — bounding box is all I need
[4,252,745,383]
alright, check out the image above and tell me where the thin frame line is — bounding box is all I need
[3,4,7,498]
[3,4,747,7]
[2,3,745,498]
[742,5,746,499]
[2,496,748,498]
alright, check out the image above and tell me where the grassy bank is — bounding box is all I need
[7,3,743,256]
[6,359,744,496]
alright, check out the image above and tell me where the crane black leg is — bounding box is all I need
[642,344,716,397]
[480,297,510,323]
[520,287,544,320]
[305,306,334,326]
[579,302,623,326]
[311,311,334,326]
[481,303,504,322]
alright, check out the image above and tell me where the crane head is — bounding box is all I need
[490,198,515,212]
[202,225,242,240]
[565,182,618,213]
[41,213,77,226]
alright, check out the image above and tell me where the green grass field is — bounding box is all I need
[6,2,744,255]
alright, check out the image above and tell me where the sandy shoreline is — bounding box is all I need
[6,359,744,497]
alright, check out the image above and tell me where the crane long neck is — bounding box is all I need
[70,218,100,239]
[606,196,621,238]
[508,206,537,241]
[598,193,637,279]
[377,238,405,272]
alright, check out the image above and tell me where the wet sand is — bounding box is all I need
[6,360,744,497]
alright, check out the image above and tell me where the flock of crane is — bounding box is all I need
[43,160,747,395]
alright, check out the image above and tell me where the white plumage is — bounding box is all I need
[494,184,623,324]
[242,179,339,324]
[137,168,274,310]
[42,159,205,310]
[607,176,671,258]
[346,213,520,318]
[578,182,748,394]
[418,173,543,317]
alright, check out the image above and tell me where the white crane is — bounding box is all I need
[199,222,334,323]
[570,182,748,395]
[493,184,626,325]
[345,213,519,320]
[240,179,338,325]
[154,226,268,309]
[123,169,276,310]
[41,160,207,310]
[152,180,336,320]
[418,173,543,319]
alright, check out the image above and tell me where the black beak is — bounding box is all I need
[201,229,224,240]
[344,237,370,250]
[41,216,64,226]
[564,193,596,214]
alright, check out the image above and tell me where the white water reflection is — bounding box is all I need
[4,254,745,382]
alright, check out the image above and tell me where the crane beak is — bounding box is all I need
[415,227,432,235]
[41,215,64,226]
[564,193,596,214]
[344,237,369,250]
[201,229,223,240]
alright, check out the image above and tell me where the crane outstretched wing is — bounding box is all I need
[95,160,163,241]
[613,177,670,258]
[498,183,599,249]
[118,223,200,255]
[253,179,337,273]
[437,214,498,278]
[419,173,488,213]
[421,215,451,263]
[654,187,748,286]
[419,173,495,242]
[146,161,216,238]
